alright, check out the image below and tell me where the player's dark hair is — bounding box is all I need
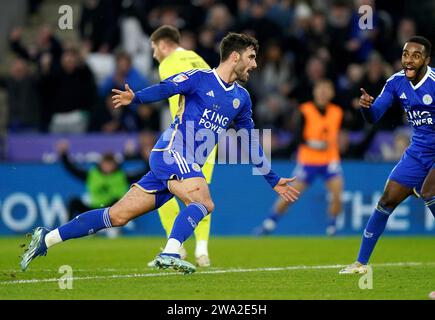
[220,33,259,62]
[150,25,180,44]
[406,36,432,57]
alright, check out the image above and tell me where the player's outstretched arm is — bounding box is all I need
[111,72,198,109]
[112,84,134,108]
[273,177,300,202]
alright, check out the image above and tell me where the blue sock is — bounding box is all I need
[424,197,435,218]
[169,203,208,244]
[357,205,392,264]
[328,216,337,227]
[58,208,112,241]
[268,209,283,223]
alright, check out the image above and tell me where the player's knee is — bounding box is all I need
[378,195,399,211]
[108,208,129,227]
[203,200,214,214]
[109,215,128,227]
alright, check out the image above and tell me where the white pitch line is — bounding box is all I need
[1,261,434,285]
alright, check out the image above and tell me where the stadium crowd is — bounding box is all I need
[1,0,434,160]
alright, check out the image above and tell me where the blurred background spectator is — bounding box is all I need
[40,47,97,133]
[0,0,434,162]
[0,58,41,132]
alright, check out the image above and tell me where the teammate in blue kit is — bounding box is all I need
[340,36,435,274]
[21,33,300,274]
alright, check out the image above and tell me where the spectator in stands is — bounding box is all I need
[237,0,283,46]
[347,0,379,63]
[123,130,156,163]
[79,0,122,53]
[250,40,294,102]
[339,126,377,159]
[40,48,98,133]
[205,3,234,43]
[28,0,44,15]
[9,25,63,73]
[196,27,220,68]
[92,50,157,133]
[337,63,366,130]
[291,56,327,104]
[99,50,150,98]
[388,18,417,70]
[135,103,161,132]
[1,0,431,162]
[306,9,331,57]
[358,52,404,130]
[264,0,294,30]
[327,0,353,74]
[56,140,148,220]
[255,93,288,129]
[0,58,40,132]
[380,129,411,161]
[180,30,197,51]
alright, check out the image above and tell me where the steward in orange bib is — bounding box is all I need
[255,79,344,236]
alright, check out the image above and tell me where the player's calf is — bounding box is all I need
[156,178,213,269]
[109,185,157,226]
[356,203,393,265]
[20,207,113,271]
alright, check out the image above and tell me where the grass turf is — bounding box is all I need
[0,236,434,300]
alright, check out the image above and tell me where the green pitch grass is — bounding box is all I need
[0,236,434,300]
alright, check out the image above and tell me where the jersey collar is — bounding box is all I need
[212,68,235,91]
[409,66,431,90]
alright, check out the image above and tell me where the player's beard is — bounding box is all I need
[235,63,249,83]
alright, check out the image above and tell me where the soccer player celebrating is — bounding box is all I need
[340,36,435,274]
[254,79,344,236]
[21,33,300,274]
[147,25,215,267]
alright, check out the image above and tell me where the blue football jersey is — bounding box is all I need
[362,66,435,153]
[132,68,279,187]
[150,69,253,153]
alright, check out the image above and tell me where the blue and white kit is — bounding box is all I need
[131,69,280,207]
[361,66,435,193]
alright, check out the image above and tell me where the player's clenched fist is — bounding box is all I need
[112,84,135,108]
[359,88,374,108]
